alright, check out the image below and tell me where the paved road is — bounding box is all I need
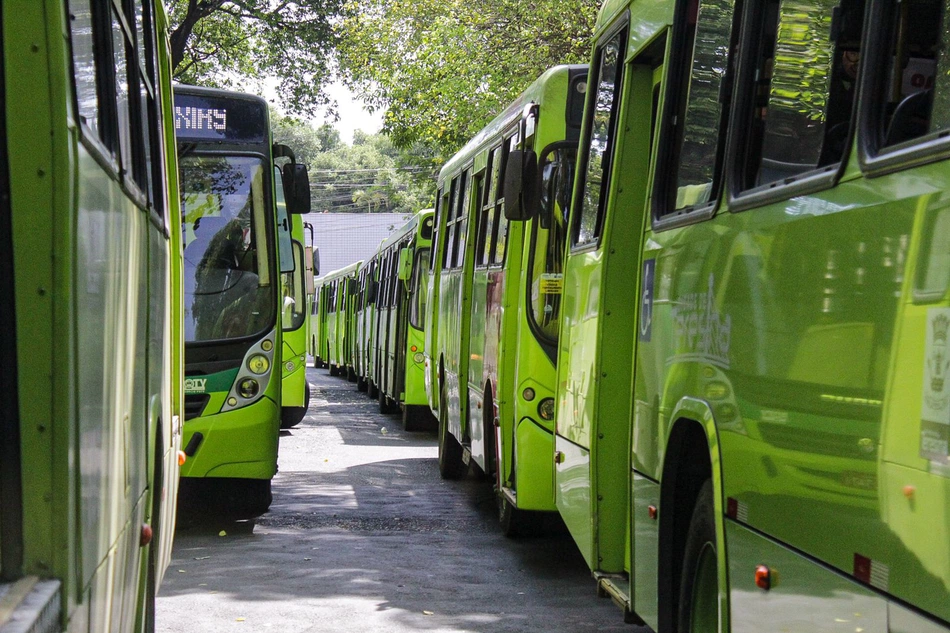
[157,367,641,632]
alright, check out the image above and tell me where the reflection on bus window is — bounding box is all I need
[181,155,274,342]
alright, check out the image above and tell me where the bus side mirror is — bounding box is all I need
[311,247,320,277]
[282,163,312,215]
[397,248,412,282]
[503,149,539,221]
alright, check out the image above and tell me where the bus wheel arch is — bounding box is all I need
[657,408,724,633]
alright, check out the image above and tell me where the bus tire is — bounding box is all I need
[329,364,340,377]
[402,404,432,432]
[347,366,357,382]
[230,478,273,518]
[498,494,540,538]
[438,382,466,479]
[357,376,368,392]
[367,380,378,399]
[378,388,397,414]
[677,479,719,633]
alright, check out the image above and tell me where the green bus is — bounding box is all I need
[352,249,380,394]
[279,210,312,430]
[528,0,950,630]
[427,66,587,534]
[0,0,184,630]
[310,274,329,368]
[368,210,436,430]
[175,85,310,516]
[320,261,362,378]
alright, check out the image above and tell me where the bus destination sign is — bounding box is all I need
[173,92,267,143]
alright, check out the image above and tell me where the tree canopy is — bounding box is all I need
[337,0,599,153]
[167,0,343,116]
[272,116,437,214]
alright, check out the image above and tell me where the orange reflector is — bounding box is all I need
[903,485,916,499]
[648,505,658,520]
[178,450,187,466]
[410,345,418,352]
[755,565,772,590]
[140,524,153,547]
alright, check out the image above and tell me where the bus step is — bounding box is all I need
[594,573,643,625]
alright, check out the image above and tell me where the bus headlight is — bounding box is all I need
[238,378,260,399]
[523,387,536,402]
[413,352,425,364]
[248,354,270,375]
[261,340,273,352]
[538,398,555,421]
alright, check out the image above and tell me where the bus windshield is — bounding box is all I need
[181,154,275,343]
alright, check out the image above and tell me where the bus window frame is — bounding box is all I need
[724,0,855,214]
[858,0,950,176]
[572,18,628,251]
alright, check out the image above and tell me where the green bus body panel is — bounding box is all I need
[179,396,280,479]
[631,474,659,626]
[404,325,429,406]
[4,0,183,630]
[514,419,555,510]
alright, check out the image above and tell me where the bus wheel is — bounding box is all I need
[378,388,397,414]
[357,375,368,392]
[329,364,340,377]
[347,366,357,382]
[438,382,466,479]
[229,478,273,518]
[367,380,378,399]
[403,404,434,432]
[280,383,310,429]
[498,493,540,538]
[677,480,719,633]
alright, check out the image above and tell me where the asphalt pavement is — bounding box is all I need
[157,366,639,632]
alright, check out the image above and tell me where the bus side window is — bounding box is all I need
[867,0,947,152]
[574,26,626,244]
[483,146,502,265]
[735,0,864,191]
[453,168,471,268]
[443,178,459,270]
[493,141,511,265]
[430,190,442,271]
[654,0,736,216]
[68,0,109,149]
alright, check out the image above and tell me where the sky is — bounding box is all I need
[317,81,383,144]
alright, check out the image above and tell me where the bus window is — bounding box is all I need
[660,0,735,213]
[444,178,459,269]
[431,189,443,271]
[410,248,430,330]
[453,169,471,268]
[493,142,511,265]
[575,27,626,243]
[529,145,576,349]
[482,146,502,264]
[69,0,105,144]
[870,0,947,150]
[737,0,864,190]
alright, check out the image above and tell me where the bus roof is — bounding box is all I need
[317,259,362,283]
[377,209,434,253]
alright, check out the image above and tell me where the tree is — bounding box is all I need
[272,117,437,214]
[167,0,343,115]
[337,0,599,153]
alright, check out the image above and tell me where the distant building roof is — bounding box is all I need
[304,212,411,276]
